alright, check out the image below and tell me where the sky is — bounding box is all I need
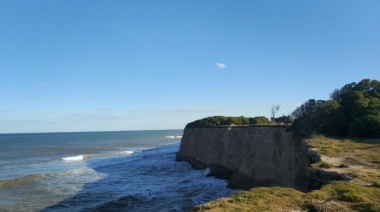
[0,0,379,133]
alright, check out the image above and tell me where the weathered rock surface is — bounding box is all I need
[176,126,311,191]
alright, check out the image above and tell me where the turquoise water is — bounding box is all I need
[0,130,235,211]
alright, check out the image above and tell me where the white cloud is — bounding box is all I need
[215,63,226,69]
[35,83,47,87]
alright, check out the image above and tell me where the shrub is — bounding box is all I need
[318,161,332,168]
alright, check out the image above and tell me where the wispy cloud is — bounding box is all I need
[122,108,222,115]
[62,113,142,120]
[166,108,220,114]
[35,83,48,87]
[215,62,226,69]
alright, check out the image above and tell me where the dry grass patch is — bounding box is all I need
[307,136,380,166]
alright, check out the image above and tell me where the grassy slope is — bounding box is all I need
[194,136,380,212]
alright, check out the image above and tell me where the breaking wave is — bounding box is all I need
[61,151,135,162]
[165,135,182,139]
[62,155,85,161]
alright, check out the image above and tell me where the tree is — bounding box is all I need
[271,104,281,123]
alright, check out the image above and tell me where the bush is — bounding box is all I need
[318,161,332,168]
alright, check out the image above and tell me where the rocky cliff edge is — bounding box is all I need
[176,126,310,191]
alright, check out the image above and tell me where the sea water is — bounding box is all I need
[0,130,236,211]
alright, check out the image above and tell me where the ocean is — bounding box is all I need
[0,130,236,212]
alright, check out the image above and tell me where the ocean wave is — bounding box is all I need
[61,151,135,162]
[61,155,87,161]
[109,150,134,155]
[165,135,182,139]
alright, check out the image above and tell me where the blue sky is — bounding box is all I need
[1,1,379,133]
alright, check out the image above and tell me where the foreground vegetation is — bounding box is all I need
[194,136,380,212]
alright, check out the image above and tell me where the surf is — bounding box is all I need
[62,155,85,161]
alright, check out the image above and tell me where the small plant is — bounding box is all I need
[373,181,380,187]
[338,164,349,168]
[319,161,332,168]
[192,205,211,211]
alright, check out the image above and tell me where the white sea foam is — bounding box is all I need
[165,135,182,139]
[62,155,84,161]
[111,150,134,155]
[61,151,134,162]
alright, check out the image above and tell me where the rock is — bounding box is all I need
[308,150,321,164]
[176,126,310,192]
[308,169,350,190]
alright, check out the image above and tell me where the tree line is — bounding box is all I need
[185,116,271,128]
[185,79,379,138]
[291,79,380,138]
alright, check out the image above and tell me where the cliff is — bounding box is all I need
[176,126,310,191]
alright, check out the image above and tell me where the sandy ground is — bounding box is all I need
[310,146,380,186]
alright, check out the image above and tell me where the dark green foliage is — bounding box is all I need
[185,116,270,128]
[274,115,293,124]
[292,79,380,138]
[249,116,270,125]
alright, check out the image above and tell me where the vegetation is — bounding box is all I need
[185,116,271,128]
[194,181,380,212]
[273,115,292,124]
[193,187,305,212]
[307,135,380,166]
[318,161,333,169]
[292,79,380,138]
[270,104,281,123]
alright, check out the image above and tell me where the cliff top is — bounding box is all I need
[185,116,291,128]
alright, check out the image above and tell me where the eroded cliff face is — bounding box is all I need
[176,126,310,191]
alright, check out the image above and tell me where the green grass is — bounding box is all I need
[307,136,380,165]
[193,187,305,211]
[195,182,380,211]
[307,181,380,211]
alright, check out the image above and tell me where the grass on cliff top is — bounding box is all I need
[193,187,305,212]
[194,136,380,212]
[194,182,380,212]
[307,135,380,165]
[308,135,380,184]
